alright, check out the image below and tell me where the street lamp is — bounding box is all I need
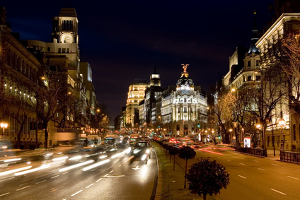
[0,122,8,135]
[229,128,233,144]
[255,123,261,148]
[278,118,285,151]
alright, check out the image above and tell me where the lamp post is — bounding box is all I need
[255,123,261,148]
[229,128,233,144]
[278,118,285,151]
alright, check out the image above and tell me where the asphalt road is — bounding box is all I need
[175,145,300,200]
[0,147,157,200]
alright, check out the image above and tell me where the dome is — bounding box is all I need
[176,64,194,90]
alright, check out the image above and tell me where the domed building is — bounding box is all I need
[161,64,208,137]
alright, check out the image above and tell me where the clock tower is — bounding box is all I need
[52,8,79,44]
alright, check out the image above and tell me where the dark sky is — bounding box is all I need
[3,0,274,121]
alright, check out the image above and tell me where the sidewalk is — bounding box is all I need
[152,142,210,200]
[266,149,281,161]
[152,143,284,200]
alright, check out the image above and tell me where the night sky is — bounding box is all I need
[3,0,274,122]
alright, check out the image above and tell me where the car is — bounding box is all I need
[130,141,152,164]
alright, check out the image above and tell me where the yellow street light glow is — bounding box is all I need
[278,118,285,126]
[256,124,261,129]
[0,122,8,129]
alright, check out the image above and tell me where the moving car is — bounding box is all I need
[130,141,152,164]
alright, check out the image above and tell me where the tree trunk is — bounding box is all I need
[17,131,21,149]
[184,159,187,189]
[173,155,176,170]
[170,154,171,162]
[44,121,48,149]
[203,193,207,200]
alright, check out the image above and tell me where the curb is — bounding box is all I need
[151,143,162,200]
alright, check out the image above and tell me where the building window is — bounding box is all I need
[184,107,187,113]
[47,47,50,52]
[58,48,61,53]
[62,48,66,53]
[67,48,69,53]
[247,76,252,81]
[256,76,261,81]
[62,20,73,30]
[256,60,259,66]
[293,124,296,141]
[299,124,300,141]
[184,98,187,102]
[248,61,251,67]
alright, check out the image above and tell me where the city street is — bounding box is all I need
[0,148,157,200]
[173,144,300,200]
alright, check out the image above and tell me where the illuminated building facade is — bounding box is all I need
[0,7,42,148]
[125,80,148,128]
[161,64,207,136]
[0,7,104,148]
[222,11,261,144]
[139,68,163,129]
[256,12,300,151]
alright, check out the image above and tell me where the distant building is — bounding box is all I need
[139,68,163,130]
[125,79,148,127]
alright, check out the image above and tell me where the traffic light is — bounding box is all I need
[197,123,200,128]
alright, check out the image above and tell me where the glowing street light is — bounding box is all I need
[0,122,8,135]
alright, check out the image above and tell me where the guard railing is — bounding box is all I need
[280,151,300,164]
[235,146,267,157]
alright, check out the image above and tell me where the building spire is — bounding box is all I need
[248,10,260,54]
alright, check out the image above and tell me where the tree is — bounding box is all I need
[280,34,300,116]
[178,146,196,189]
[186,158,230,200]
[34,65,67,149]
[169,146,179,170]
[249,63,287,151]
[214,87,237,144]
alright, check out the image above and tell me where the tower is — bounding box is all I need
[52,8,79,44]
[149,67,161,87]
[248,10,260,54]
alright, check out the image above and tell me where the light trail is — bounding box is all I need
[59,160,94,172]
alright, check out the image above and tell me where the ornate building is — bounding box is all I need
[0,7,104,149]
[256,11,300,151]
[0,7,42,149]
[161,64,207,137]
[222,11,261,144]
